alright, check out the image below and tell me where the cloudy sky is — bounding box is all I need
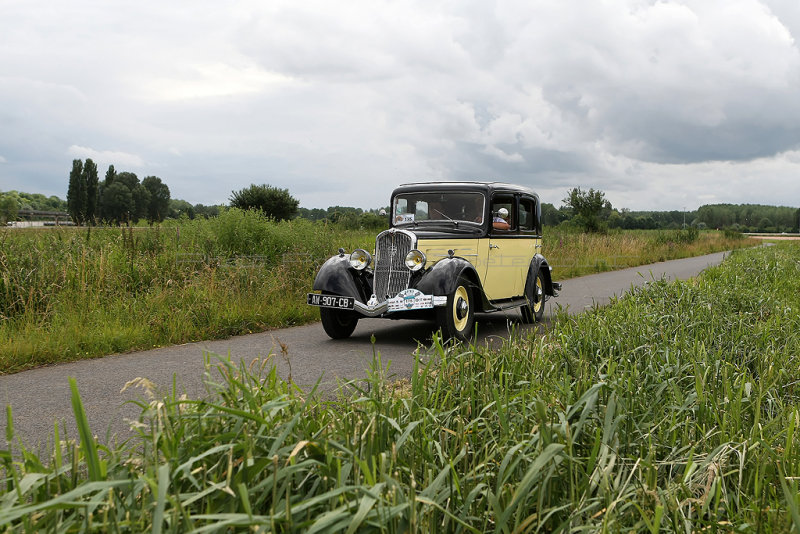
[2,0,800,211]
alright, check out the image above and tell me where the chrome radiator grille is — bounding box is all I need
[373,229,415,302]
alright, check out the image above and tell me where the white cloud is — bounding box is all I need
[137,62,296,102]
[67,146,145,169]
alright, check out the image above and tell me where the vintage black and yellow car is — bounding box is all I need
[307,182,561,341]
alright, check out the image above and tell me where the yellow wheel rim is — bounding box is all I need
[532,276,544,313]
[452,285,470,332]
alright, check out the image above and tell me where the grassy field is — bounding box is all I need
[546,227,749,278]
[1,242,797,532]
[0,211,752,373]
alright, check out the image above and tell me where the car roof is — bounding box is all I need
[393,181,538,197]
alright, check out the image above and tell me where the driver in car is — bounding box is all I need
[493,207,510,230]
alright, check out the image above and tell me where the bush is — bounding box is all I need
[674,225,699,244]
[334,211,389,231]
[723,228,743,240]
[652,226,698,246]
[229,184,299,221]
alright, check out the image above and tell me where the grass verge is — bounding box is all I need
[1,242,798,531]
[545,227,751,278]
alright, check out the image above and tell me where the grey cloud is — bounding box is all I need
[2,0,800,212]
[522,1,800,163]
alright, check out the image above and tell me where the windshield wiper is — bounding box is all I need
[431,209,458,227]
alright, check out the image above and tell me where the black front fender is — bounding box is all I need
[312,255,371,302]
[413,257,481,297]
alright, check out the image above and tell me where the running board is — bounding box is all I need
[485,287,560,312]
[484,297,529,312]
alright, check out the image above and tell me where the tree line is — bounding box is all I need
[297,205,388,230]
[13,177,799,233]
[0,191,68,223]
[66,159,171,225]
[544,187,799,233]
[167,200,223,220]
[695,204,798,233]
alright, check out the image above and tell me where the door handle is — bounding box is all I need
[489,244,500,250]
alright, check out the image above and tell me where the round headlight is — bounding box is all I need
[349,249,372,270]
[404,249,426,271]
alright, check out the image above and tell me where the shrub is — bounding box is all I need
[674,225,699,243]
[229,184,299,221]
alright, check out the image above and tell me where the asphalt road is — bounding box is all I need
[0,251,728,453]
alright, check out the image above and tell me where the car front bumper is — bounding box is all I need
[308,289,448,317]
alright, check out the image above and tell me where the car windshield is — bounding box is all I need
[392,192,485,227]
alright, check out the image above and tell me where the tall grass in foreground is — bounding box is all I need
[0,217,752,373]
[1,243,798,532]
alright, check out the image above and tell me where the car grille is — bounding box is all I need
[373,229,415,302]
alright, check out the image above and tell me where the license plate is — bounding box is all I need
[307,293,355,310]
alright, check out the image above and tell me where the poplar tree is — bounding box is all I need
[105,164,116,186]
[67,159,85,225]
[83,158,99,225]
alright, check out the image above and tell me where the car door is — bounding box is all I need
[517,194,540,281]
[479,193,526,300]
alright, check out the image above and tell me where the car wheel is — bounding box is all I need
[520,269,545,324]
[436,276,475,342]
[319,293,359,339]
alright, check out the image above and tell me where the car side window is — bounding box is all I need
[519,197,537,233]
[491,196,515,232]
